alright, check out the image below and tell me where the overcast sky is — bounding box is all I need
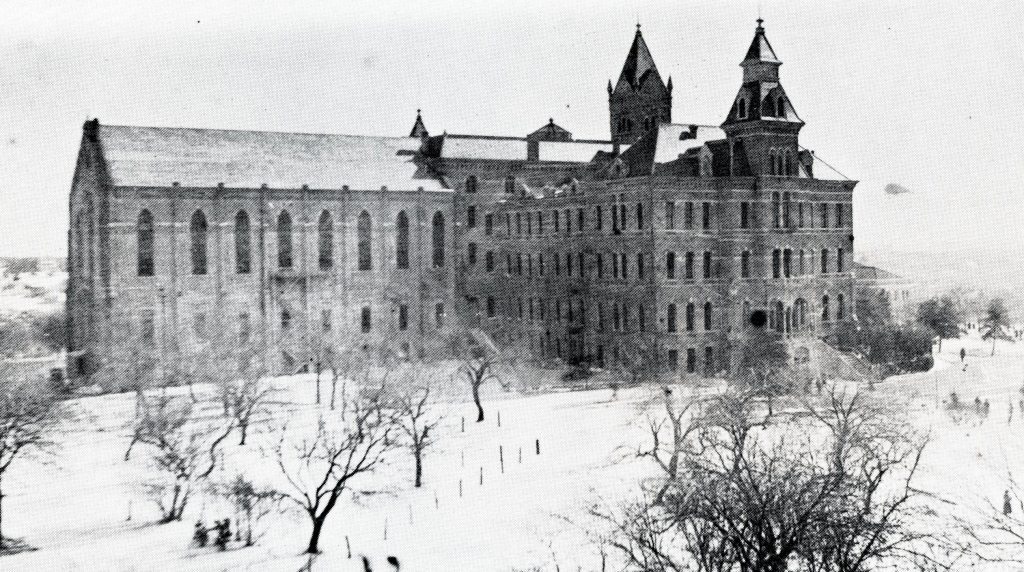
[1,0,1022,258]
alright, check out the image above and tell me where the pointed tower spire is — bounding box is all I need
[608,25,671,144]
[722,19,804,177]
[409,109,429,138]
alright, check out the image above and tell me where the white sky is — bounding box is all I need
[1,0,1022,257]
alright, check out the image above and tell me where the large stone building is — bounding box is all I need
[67,21,856,386]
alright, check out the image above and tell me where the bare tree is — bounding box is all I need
[458,330,504,423]
[221,369,275,446]
[637,386,702,504]
[394,376,443,488]
[124,392,234,522]
[603,387,940,572]
[0,371,65,550]
[274,382,399,554]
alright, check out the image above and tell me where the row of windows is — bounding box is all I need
[666,347,716,374]
[769,194,847,230]
[665,251,715,280]
[481,197,847,239]
[135,208,446,277]
[769,247,846,278]
[736,95,786,120]
[666,301,715,333]
[472,249,659,281]
[769,149,797,176]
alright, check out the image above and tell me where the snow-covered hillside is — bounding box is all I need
[2,332,1024,570]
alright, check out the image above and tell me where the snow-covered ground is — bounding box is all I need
[3,331,1024,571]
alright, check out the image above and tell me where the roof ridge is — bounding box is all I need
[99,123,419,141]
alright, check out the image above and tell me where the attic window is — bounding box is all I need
[777,97,785,116]
[738,99,747,119]
[763,97,775,117]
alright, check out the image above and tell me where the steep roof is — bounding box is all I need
[92,124,445,191]
[618,123,725,175]
[615,26,663,90]
[426,133,620,163]
[743,19,781,64]
[409,110,429,138]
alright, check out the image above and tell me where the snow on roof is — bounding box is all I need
[439,136,529,160]
[652,123,725,164]
[96,124,446,191]
[538,140,619,162]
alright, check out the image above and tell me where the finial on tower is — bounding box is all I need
[757,17,764,29]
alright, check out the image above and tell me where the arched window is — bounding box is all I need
[667,304,677,332]
[763,96,776,117]
[465,175,478,193]
[137,210,154,277]
[822,295,831,321]
[769,150,777,175]
[636,203,644,230]
[795,298,807,329]
[738,99,747,119]
[837,293,845,320]
[396,211,410,269]
[431,211,445,268]
[234,210,251,274]
[318,210,333,270]
[190,210,208,275]
[775,301,785,333]
[278,211,293,269]
[704,302,713,330]
[686,302,695,331]
[357,210,372,271]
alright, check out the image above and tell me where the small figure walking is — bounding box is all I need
[193,520,209,548]
[984,399,991,417]
[961,348,966,362]
[1005,490,1013,516]
[214,518,231,551]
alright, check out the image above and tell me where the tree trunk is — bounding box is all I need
[992,336,997,356]
[239,422,248,446]
[0,476,5,549]
[307,516,326,554]
[937,337,943,352]
[473,382,484,422]
[414,449,423,488]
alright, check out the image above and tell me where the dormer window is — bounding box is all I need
[763,97,775,117]
[777,97,785,117]
[738,99,748,119]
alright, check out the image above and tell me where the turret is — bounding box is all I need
[608,24,672,145]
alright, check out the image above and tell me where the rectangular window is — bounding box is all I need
[773,249,781,279]
[620,253,628,280]
[703,251,712,279]
[322,309,331,333]
[467,205,477,228]
[686,303,695,332]
[702,202,711,230]
[435,303,445,329]
[636,203,644,230]
[705,347,714,375]
[487,296,496,318]
[820,203,828,228]
[539,253,545,276]
[516,212,522,234]
[506,213,512,235]
[685,252,694,280]
[141,311,155,345]
[398,304,408,331]
[555,253,561,276]
[596,253,604,278]
[667,304,677,332]
[281,309,291,330]
[238,312,249,344]
[741,251,750,278]
[666,252,676,279]
[468,242,477,266]
[687,348,696,373]
[485,213,494,235]
[360,306,371,334]
[553,210,560,233]
[666,201,676,230]
[506,253,513,276]
[837,247,845,272]
[821,248,829,273]
[486,251,495,272]
[797,202,804,228]
[637,253,645,279]
[668,349,679,371]
[835,203,844,227]
[565,252,572,276]
[578,209,585,232]
[740,201,750,229]
[537,211,544,235]
[578,252,585,277]
[684,201,694,229]
[612,253,619,279]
